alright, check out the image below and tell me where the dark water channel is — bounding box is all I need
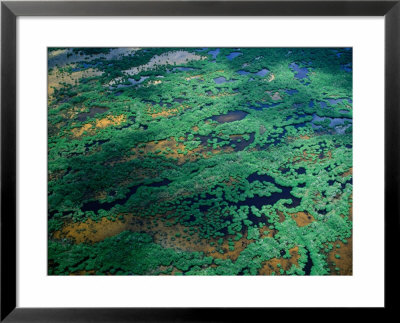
[81,179,171,214]
[77,107,109,122]
[244,173,302,212]
[304,248,313,275]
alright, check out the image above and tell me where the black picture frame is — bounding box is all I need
[1,0,398,321]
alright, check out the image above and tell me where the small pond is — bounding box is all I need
[211,110,248,123]
[226,52,242,60]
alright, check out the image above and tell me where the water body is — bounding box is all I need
[82,62,101,69]
[248,102,280,110]
[304,248,313,275]
[311,114,352,134]
[230,133,255,151]
[208,48,220,59]
[327,98,344,105]
[146,178,172,187]
[289,62,309,80]
[226,52,242,60]
[213,76,235,84]
[285,89,299,95]
[236,68,269,77]
[342,64,352,72]
[127,76,149,86]
[77,107,109,122]
[81,179,171,214]
[211,111,248,123]
[171,67,196,72]
[145,100,172,108]
[111,76,149,89]
[243,172,302,211]
[320,101,328,109]
[173,98,186,104]
[236,70,250,76]
[255,68,269,77]
[295,167,306,175]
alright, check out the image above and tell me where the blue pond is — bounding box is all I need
[289,62,309,80]
[211,110,248,123]
[112,76,149,89]
[226,52,242,60]
[171,67,196,72]
[236,68,269,78]
[213,76,235,84]
[248,102,280,110]
[208,48,220,59]
[342,64,352,72]
[327,98,344,105]
[255,68,269,77]
[311,114,352,134]
[286,89,299,95]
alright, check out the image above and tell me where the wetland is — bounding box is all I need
[48,47,352,276]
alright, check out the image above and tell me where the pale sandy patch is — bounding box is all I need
[123,50,206,76]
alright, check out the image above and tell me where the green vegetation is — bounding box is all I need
[48,47,352,275]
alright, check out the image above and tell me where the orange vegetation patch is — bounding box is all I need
[71,123,93,138]
[325,237,353,275]
[259,224,275,239]
[70,270,96,276]
[229,134,243,140]
[185,75,203,81]
[277,210,286,223]
[203,92,239,99]
[95,115,125,128]
[48,169,66,182]
[192,126,199,132]
[53,216,129,244]
[112,137,234,165]
[324,151,332,159]
[292,150,316,164]
[259,246,300,275]
[287,134,311,141]
[290,211,315,227]
[149,105,190,118]
[341,167,352,177]
[53,213,250,262]
[292,149,331,164]
[204,233,252,261]
[70,115,125,138]
[348,200,353,222]
[223,176,239,187]
[158,266,183,275]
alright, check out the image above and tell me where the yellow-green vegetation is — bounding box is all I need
[48,47,352,275]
